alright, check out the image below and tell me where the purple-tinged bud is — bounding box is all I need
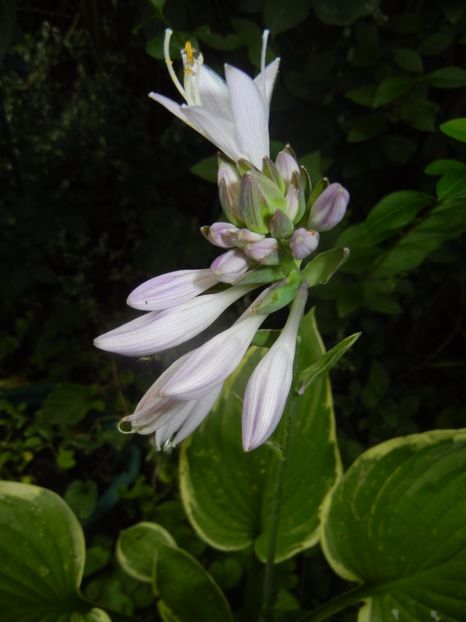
[201,222,238,248]
[244,238,280,265]
[229,228,265,248]
[218,159,242,225]
[290,228,320,260]
[307,183,350,232]
[284,172,306,222]
[269,209,294,239]
[210,249,250,283]
[275,146,300,188]
[239,171,287,234]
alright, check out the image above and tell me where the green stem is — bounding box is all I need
[260,335,303,621]
[259,395,296,622]
[295,585,369,622]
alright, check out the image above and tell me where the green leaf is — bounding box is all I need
[117,522,176,583]
[313,0,380,25]
[155,545,233,622]
[347,114,386,142]
[372,75,414,108]
[64,479,98,521]
[418,30,454,55]
[392,48,423,73]
[399,98,439,131]
[302,248,350,287]
[364,191,433,243]
[440,117,466,142]
[0,481,112,621]
[344,86,376,107]
[189,156,217,183]
[195,26,241,51]
[428,66,466,89]
[425,158,466,175]
[180,311,341,563]
[436,170,466,200]
[321,430,466,621]
[263,0,312,35]
[251,271,300,314]
[251,328,281,348]
[41,382,94,427]
[440,0,466,24]
[372,198,466,277]
[0,0,16,63]
[298,333,361,394]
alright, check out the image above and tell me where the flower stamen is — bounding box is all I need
[164,28,188,101]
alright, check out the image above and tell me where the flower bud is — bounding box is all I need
[244,238,280,265]
[210,249,250,283]
[307,183,349,232]
[275,145,300,188]
[228,228,265,248]
[262,157,285,193]
[239,171,287,234]
[201,222,238,248]
[269,208,294,239]
[290,228,320,260]
[218,158,242,225]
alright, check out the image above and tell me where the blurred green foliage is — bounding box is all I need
[1,0,466,619]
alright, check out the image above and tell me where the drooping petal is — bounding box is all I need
[160,313,266,400]
[181,105,243,162]
[127,269,218,311]
[242,282,308,451]
[242,343,293,451]
[148,92,194,127]
[198,65,232,119]
[171,383,223,445]
[94,285,252,356]
[225,64,269,169]
[254,58,280,108]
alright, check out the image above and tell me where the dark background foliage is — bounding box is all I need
[1,0,465,618]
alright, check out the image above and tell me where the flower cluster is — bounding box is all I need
[95,30,350,451]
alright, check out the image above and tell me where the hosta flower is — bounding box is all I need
[115,286,274,449]
[242,283,308,450]
[94,283,253,356]
[307,183,350,232]
[149,29,280,169]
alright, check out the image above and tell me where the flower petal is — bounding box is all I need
[198,65,232,119]
[161,313,266,400]
[225,64,270,169]
[148,92,194,127]
[242,343,293,451]
[94,285,252,356]
[181,105,243,162]
[254,58,280,108]
[127,269,218,311]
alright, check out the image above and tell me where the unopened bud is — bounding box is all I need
[269,209,294,239]
[239,171,287,234]
[275,146,300,187]
[218,158,242,225]
[284,173,305,222]
[210,249,250,284]
[290,228,320,260]
[229,228,265,248]
[201,222,238,248]
[262,157,285,193]
[307,183,349,232]
[244,238,280,265]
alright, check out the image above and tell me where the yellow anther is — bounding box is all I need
[184,41,194,64]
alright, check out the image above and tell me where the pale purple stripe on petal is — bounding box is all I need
[127,269,218,311]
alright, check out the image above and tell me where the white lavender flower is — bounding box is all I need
[242,283,308,451]
[149,29,280,169]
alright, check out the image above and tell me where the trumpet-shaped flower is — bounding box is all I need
[94,284,253,356]
[127,268,218,311]
[242,282,308,451]
[149,29,280,169]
